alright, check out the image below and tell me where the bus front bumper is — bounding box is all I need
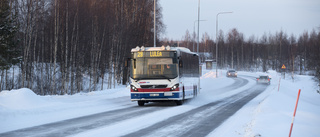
[131,91,182,101]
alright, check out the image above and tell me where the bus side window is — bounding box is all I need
[179,59,183,77]
[173,58,178,63]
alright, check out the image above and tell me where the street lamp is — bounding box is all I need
[216,11,233,78]
[154,0,156,47]
[193,20,207,52]
[197,0,200,54]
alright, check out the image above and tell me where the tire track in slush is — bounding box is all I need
[0,106,165,137]
[122,84,268,137]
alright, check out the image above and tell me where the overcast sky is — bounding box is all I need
[159,0,320,40]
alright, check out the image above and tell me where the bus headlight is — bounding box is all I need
[131,85,138,91]
[171,84,179,91]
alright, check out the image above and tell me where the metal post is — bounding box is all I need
[154,0,156,47]
[289,89,301,137]
[197,0,200,54]
[216,12,232,78]
[193,21,196,52]
[193,20,206,52]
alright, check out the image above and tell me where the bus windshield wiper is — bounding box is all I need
[133,76,173,82]
[158,75,171,82]
[134,78,144,82]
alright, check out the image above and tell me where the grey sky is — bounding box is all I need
[160,0,320,40]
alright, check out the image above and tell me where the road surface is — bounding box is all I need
[0,76,268,137]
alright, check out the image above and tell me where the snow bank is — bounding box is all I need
[0,88,47,110]
[0,86,130,133]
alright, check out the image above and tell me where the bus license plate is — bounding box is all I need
[164,92,173,96]
[150,93,159,96]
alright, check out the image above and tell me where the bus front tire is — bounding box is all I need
[138,101,145,106]
[176,100,183,105]
[176,90,185,105]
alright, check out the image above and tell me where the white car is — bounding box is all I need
[226,70,237,77]
[256,75,271,84]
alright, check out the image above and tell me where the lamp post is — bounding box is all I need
[197,0,200,54]
[193,20,207,52]
[216,11,232,78]
[154,0,156,47]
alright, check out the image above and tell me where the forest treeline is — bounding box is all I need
[1,0,319,95]
[166,28,320,79]
[0,0,164,95]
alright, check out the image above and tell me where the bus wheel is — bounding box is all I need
[176,90,185,105]
[194,85,197,97]
[138,101,145,106]
[196,85,198,95]
[176,100,183,105]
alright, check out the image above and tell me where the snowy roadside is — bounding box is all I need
[0,87,131,133]
[208,70,320,137]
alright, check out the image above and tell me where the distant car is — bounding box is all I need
[226,70,237,77]
[256,75,271,84]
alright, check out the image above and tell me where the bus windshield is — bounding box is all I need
[131,57,178,80]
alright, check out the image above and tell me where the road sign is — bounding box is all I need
[281,64,286,69]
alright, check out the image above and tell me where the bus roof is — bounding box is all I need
[131,46,198,56]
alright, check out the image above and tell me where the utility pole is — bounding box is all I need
[154,0,156,47]
[197,0,200,53]
[193,20,206,52]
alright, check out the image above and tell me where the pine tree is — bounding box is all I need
[0,0,20,70]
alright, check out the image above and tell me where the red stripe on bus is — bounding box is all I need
[131,87,180,92]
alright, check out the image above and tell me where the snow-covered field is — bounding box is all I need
[0,69,319,137]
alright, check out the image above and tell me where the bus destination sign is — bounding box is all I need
[133,51,174,58]
[150,51,162,57]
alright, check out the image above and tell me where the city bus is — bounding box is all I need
[128,46,200,106]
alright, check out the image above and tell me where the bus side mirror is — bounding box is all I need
[179,60,183,68]
[125,58,131,67]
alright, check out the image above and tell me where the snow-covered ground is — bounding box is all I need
[209,70,320,137]
[0,69,319,137]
